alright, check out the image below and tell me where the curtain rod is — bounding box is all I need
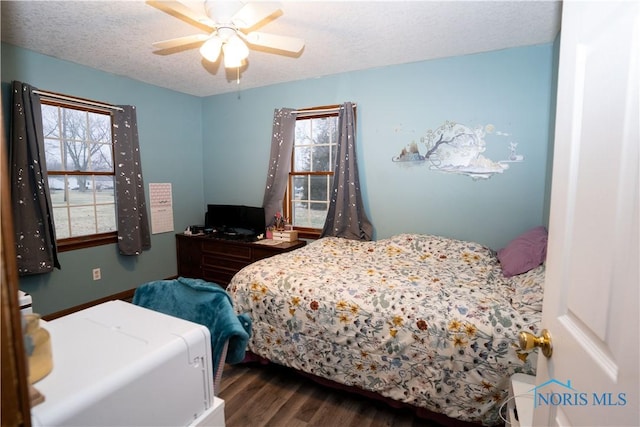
[293,103,357,115]
[32,90,124,112]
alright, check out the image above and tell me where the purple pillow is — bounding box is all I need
[497,226,548,277]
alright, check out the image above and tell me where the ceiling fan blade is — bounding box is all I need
[152,33,210,50]
[232,2,282,29]
[242,31,305,53]
[146,0,216,31]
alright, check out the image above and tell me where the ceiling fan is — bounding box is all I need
[147,1,305,69]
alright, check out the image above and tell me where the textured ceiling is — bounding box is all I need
[1,1,562,97]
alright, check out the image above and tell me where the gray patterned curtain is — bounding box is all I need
[113,106,151,255]
[321,102,373,241]
[10,81,60,275]
[262,108,296,227]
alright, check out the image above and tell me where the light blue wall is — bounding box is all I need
[2,42,556,315]
[202,44,555,249]
[2,44,205,315]
[543,35,561,223]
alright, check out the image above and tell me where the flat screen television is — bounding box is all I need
[205,204,266,237]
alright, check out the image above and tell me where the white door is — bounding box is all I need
[534,1,639,426]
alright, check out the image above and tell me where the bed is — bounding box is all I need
[227,232,546,426]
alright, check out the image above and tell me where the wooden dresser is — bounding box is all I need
[176,234,306,287]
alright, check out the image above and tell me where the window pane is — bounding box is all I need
[52,207,70,239]
[64,141,88,172]
[90,142,113,172]
[292,201,311,227]
[69,206,97,236]
[309,202,328,228]
[48,176,67,195]
[96,204,117,233]
[311,117,336,145]
[45,139,63,171]
[292,175,307,201]
[48,175,116,237]
[41,105,60,138]
[292,201,327,229]
[88,112,112,143]
[294,117,338,173]
[309,175,329,201]
[311,145,332,172]
[295,120,312,145]
[96,178,116,234]
[291,199,329,229]
[293,146,311,172]
[94,176,115,191]
[68,176,93,194]
[62,108,87,140]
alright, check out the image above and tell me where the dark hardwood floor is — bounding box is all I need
[218,362,446,427]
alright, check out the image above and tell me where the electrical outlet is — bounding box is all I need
[92,268,101,281]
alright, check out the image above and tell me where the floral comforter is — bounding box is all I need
[227,234,544,425]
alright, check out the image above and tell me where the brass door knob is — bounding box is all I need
[518,329,553,358]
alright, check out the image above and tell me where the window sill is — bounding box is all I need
[57,232,118,252]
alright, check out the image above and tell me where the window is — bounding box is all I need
[41,100,117,251]
[284,106,341,238]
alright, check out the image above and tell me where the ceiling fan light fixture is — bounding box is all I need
[223,54,243,69]
[226,34,249,60]
[200,36,222,62]
[222,46,245,68]
[222,34,249,68]
[149,1,305,72]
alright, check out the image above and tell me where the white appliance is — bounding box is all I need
[18,290,33,313]
[31,300,225,426]
[508,373,535,427]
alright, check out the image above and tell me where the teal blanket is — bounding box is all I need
[132,277,251,372]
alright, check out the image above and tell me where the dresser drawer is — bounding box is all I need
[176,234,306,288]
[202,241,251,260]
[252,247,281,261]
[202,255,249,272]
[202,267,237,286]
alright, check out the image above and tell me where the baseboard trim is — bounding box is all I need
[42,288,136,321]
[41,275,178,321]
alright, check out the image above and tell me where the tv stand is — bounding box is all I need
[176,234,306,287]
